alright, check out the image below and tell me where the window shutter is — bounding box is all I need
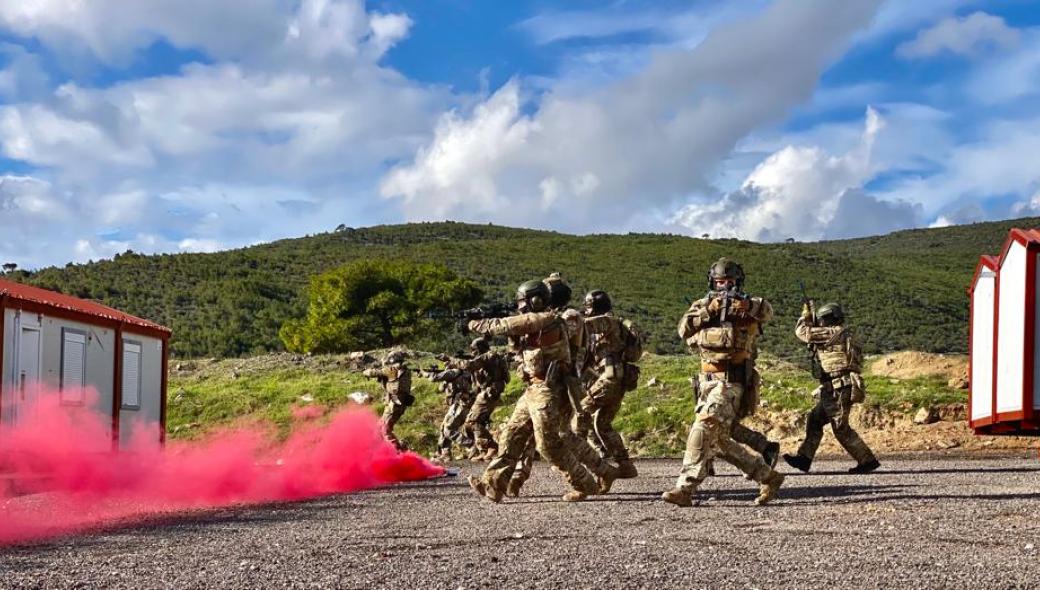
[122,341,142,408]
[62,330,86,402]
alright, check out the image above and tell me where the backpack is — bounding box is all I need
[619,318,644,363]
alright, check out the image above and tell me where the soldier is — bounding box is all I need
[783,302,880,474]
[362,350,413,451]
[425,360,477,462]
[459,337,511,460]
[504,274,618,497]
[467,280,619,503]
[661,258,785,507]
[578,289,638,478]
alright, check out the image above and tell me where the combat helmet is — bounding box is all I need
[516,279,550,312]
[707,257,745,291]
[542,272,573,309]
[583,290,612,316]
[816,302,845,326]
[383,350,407,365]
[470,337,490,355]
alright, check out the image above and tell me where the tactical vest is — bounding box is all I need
[692,318,759,364]
[815,329,860,376]
[585,313,625,366]
[520,313,571,380]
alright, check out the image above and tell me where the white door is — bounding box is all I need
[14,326,41,427]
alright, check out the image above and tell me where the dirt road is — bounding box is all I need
[1,455,1038,588]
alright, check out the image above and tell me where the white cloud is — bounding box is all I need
[671,107,920,241]
[897,11,1020,59]
[0,0,446,268]
[177,238,224,253]
[382,0,883,232]
[966,27,1040,105]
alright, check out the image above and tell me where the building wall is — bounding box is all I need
[119,331,164,449]
[1,307,14,426]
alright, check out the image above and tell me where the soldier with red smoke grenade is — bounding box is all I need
[363,350,413,451]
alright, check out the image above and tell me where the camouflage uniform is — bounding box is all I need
[429,366,476,459]
[663,278,784,506]
[459,350,511,456]
[788,314,877,470]
[467,307,616,502]
[579,311,633,470]
[507,306,615,496]
[363,358,413,451]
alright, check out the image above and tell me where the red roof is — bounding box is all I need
[0,278,170,335]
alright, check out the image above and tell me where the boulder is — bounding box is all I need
[914,406,941,425]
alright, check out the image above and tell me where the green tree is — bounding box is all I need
[279,259,482,353]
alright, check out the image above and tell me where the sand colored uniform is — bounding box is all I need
[363,363,413,450]
[459,351,511,454]
[469,311,608,498]
[672,295,782,495]
[578,312,631,463]
[429,367,476,458]
[791,319,877,465]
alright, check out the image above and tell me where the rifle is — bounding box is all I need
[425,302,516,333]
[798,280,824,381]
[706,286,748,323]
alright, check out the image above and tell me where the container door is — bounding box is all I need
[13,326,42,427]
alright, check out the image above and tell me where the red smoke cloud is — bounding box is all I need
[0,387,443,545]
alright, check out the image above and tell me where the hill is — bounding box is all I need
[16,217,1036,360]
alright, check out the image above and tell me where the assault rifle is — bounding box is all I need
[426,302,516,333]
[706,286,749,323]
[798,280,824,380]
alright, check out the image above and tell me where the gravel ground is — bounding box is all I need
[1,455,1038,589]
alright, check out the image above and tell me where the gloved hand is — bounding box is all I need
[707,297,723,314]
[729,298,750,316]
[800,303,812,320]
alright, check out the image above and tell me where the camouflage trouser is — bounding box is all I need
[438,394,476,455]
[509,373,613,490]
[464,386,504,452]
[380,398,408,450]
[731,422,771,456]
[483,381,601,495]
[796,386,876,464]
[575,370,629,462]
[675,376,775,492]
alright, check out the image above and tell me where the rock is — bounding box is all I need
[948,375,969,390]
[646,377,659,387]
[936,439,960,450]
[230,371,240,379]
[299,393,315,403]
[914,406,941,425]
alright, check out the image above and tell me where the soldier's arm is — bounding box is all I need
[677,298,711,340]
[468,312,555,337]
[746,297,773,323]
[795,318,841,345]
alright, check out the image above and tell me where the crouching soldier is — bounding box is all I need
[363,350,414,451]
[783,302,880,474]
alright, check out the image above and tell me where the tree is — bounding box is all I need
[2,262,16,273]
[279,259,483,354]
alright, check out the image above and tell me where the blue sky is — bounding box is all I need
[1,0,1039,268]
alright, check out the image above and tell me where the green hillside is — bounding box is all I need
[16,217,1034,360]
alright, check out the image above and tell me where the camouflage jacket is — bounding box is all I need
[455,352,510,392]
[584,312,624,368]
[678,294,772,368]
[795,319,861,377]
[363,364,412,400]
[469,311,571,382]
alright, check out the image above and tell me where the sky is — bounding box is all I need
[1,0,1039,269]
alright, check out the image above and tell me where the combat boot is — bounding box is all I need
[562,490,587,502]
[597,464,620,494]
[762,442,781,468]
[661,487,694,507]
[848,459,880,474]
[616,459,638,479]
[505,477,524,498]
[467,475,503,503]
[783,453,812,473]
[754,471,785,505]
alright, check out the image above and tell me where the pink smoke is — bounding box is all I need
[0,386,443,545]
